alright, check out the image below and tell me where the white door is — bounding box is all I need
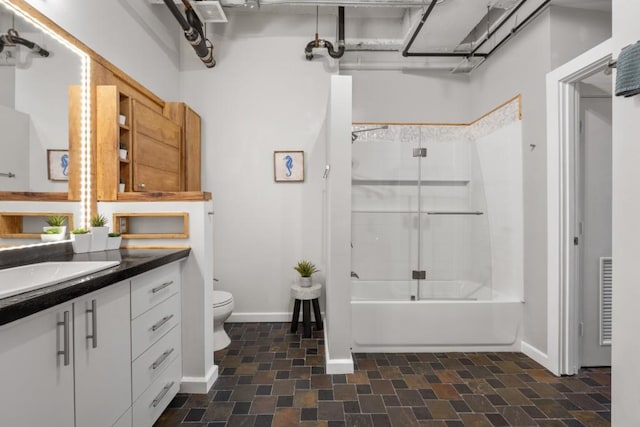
[0,304,75,426]
[578,95,612,367]
[74,280,132,427]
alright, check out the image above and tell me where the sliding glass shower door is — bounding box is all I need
[351,126,423,301]
[351,125,492,302]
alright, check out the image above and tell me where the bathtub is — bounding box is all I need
[351,280,523,352]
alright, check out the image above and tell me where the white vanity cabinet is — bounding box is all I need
[74,280,131,427]
[0,258,185,427]
[0,303,75,427]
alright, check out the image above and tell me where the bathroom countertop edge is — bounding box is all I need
[0,247,190,327]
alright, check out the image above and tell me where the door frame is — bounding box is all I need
[546,39,612,376]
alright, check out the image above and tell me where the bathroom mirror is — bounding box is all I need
[0,0,89,249]
[0,4,80,192]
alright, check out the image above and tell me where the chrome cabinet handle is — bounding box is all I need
[151,348,175,370]
[86,299,98,348]
[151,314,174,332]
[57,310,70,366]
[138,183,146,189]
[151,281,173,294]
[151,382,174,408]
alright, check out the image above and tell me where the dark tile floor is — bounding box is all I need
[155,323,611,427]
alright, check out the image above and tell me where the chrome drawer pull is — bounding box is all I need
[151,382,174,408]
[151,314,174,332]
[86,299,98,348]
[151,348,175,370]
[151,281,174,294]
[57,310,70,366]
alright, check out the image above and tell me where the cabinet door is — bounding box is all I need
[132,100,181,192]
[74,281,131,427]
[0,304,74,426]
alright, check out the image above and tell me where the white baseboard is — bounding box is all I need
[521,341,550,369]
[324,333,354,374]
[228,312,325,323]
[180,364,218,394]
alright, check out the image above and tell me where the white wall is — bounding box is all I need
[550,6,612,69]
[470,6,610,354]
[0,105,29,191]
[344,70,471,123]
[24,0,181,101]
[180,13,336,322]
[611,0,640,423]
[14,30,80,191]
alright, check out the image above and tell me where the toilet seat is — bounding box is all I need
[213,290,233,308]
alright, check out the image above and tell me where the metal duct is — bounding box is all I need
[163,0,216,68]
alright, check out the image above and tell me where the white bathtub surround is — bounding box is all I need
[475,121,524,301]
[352,299,523,353]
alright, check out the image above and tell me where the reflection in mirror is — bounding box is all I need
[0,3,80,191]
[0,0,89,250]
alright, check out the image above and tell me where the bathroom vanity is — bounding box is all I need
[0,245,189,427]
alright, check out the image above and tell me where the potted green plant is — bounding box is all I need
[89,213,109,252]
[44,215,67,237]
[71,228,91,253]
[40,227,64,242]
[106,232,122,250]
[294,260,319,287]
[119,142,127,160]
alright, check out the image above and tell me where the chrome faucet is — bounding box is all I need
[351,271,360,279]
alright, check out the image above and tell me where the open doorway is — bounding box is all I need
[573,72,612,369]
[546,39,613,376]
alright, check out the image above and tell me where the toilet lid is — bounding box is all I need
[213,290,233,308]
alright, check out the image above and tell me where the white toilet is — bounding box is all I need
[213,290,234,351]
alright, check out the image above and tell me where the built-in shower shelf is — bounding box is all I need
[352,179,469,186]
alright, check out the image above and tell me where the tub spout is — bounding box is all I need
[351,271,360,279]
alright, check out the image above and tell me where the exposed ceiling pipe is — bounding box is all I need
[0,29,49,57]
[163,0,216,68]
[305,6,345,60]
[468,0,529,57]
[482,0,551,61]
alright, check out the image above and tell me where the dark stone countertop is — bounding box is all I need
[0,245,190,326]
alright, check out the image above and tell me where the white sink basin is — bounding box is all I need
[0,261,120,299]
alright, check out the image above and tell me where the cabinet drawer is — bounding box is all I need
[131,263,180,319]
[132,324,181,400]
[132,294,180,360]
[132,357,181,427]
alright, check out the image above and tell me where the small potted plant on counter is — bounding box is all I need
[294,260,319,288]
[71,228,91,253]
[44,215,67,237]
[106,232,122,250]
[89,213,109,252]
[40,227,64,242]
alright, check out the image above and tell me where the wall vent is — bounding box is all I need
[599,257,612,346]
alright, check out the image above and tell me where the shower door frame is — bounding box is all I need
[546,39,612,376]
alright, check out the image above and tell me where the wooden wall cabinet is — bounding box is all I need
[164,103,201,191]
[97,86,201,201]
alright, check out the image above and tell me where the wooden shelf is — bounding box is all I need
[112,212,189,239]
[0,212,75,238]
[119,158,130,164]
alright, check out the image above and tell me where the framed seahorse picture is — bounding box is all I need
[274,150,304,182]
[47,149,69,181]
